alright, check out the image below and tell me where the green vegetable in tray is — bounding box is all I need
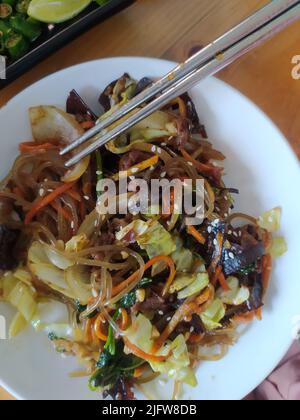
[16,0,30,14]
[10,15,41,41]
[5,31,29,59]
[0,3,13,19]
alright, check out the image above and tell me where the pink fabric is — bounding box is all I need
[248,341,300,400]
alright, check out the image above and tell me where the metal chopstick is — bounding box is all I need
[64,0,300,167]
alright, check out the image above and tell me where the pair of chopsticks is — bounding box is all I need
[61,0,300,167]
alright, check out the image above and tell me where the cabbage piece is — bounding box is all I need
[65,233,89,253]
[171,237,194,273]
[7,280,37,322]
[29,106,84,144]
[257,207,281,232]
[28,241,92,301]
[116,219,176,260]
[216,277,250,305]
[2,273,18,300]
[170,274,196,294]
[151,334,197,387]
[13,268,33,286]
[32,300,75,340]
[200,299,226,331]
[65,265,92,305]
[269,236,288,258]
[177,273,209,300]
[125,314,197,387]
[9,312,27,338]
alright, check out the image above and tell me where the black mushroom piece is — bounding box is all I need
[0,225,20,270]
[66,90,97,122]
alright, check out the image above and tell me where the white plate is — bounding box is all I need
[0,57,300,401]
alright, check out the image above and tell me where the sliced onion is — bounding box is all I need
[65,265,92,305]
[62,155,90,183]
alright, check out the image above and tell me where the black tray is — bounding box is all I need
[0,0,134,89]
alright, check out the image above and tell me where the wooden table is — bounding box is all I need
[0,0,299,400]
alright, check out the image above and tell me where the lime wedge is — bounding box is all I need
[28,0,92,24]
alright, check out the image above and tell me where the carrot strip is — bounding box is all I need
[113,155,159,181]
[262,254,272,292]
[119,308,130,330]
[217,270,230,291]
[180,148,222,178]
[123,337,167,363]
[84,318,93,344]
[24,181,75,225]
[233,311,257,323]
[19,141,60,153]
[133,365,146,378]
[94,314,108,342]
[187,225,206,245]
[50,201,73,223]
[152,287,211,352]
[112,255,176,298]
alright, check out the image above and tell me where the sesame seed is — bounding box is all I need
[158,311,164,316]
[129,176,135,181]
[233,231,238,237]
[44,178,48,182]
[229,252,235,259]
[161,171,167,178]
[47,189,54,192]
[188,162,193,167]
[207,226,212,234]
[96,170,103,176]
[224,213,228,218]
[239,231,242,237]
[39,188,45,196]
[151,146,156,153]
[70,221,74,229]
[224,196,228,201]
[157,148,162,154]
[190,326,195,333]
[131,168,139,174]
[84,195,90,201]
[150,166,155,171]
[213,239,218,246]
[161,143,167,147]
[167,317,172,322]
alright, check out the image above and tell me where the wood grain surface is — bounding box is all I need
[1,0,299,400]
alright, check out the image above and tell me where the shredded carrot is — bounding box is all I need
[152,287,211,352]
[50,201,73,223]
[187,225,206,245]
[80,121,95,130]
[188,333,205,344]
[19,141,60,153]
[218,270,230,291]
[180,148,222,178]
[119,308,130,330]
[262,254,272,292]
[94,314,108,342]
[170,97,187,118]
[123,337,167,363]
[113,155,159,181]
[24,181,75,225]
[112,255,176,298]
[256,308,263,321]
[133,365,146,378]
[233,311,257,323]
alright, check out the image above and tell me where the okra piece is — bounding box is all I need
[16,0,30,14]
[5,31,29,59]
[0,3,13,19]
[10,15,42,42]
[0,19,11,36]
